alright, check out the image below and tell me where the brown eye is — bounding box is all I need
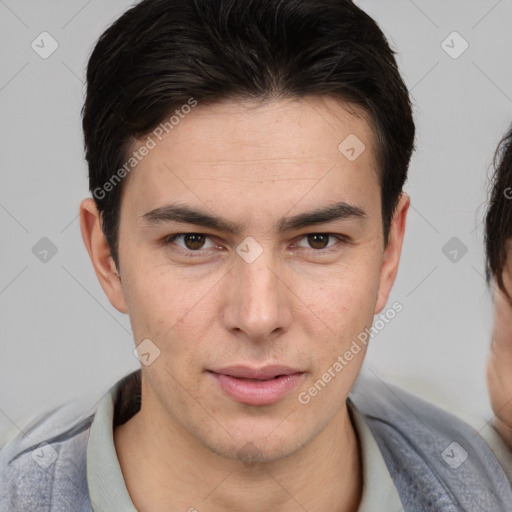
[307,234,330,249]
[183,234,206,250]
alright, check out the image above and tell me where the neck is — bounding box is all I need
[114,387,362,512]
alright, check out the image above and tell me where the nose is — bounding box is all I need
[222,251,292,342]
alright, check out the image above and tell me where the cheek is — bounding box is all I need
[123,264,222,359]
[121,265,185,340]
[298,261,380,334]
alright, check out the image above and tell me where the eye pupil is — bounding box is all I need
[308,234,329,249]
[184,234,205,250]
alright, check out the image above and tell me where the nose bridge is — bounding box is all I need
[225,245,290,339]
[242,256,278,302]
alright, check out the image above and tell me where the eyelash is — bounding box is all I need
[161,233,348,258]
[162,234,219,258]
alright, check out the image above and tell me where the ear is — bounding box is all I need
[79,198,128,314]
[374,193,409,314]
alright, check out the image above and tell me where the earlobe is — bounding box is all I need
[374,193,410,314]
[79,198,128,314]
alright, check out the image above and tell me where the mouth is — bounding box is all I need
[207,365,305,406]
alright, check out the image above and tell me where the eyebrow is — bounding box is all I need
[141,201,367,234]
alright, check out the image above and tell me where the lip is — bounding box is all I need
[208,365,304,406]
[212,365,301,380]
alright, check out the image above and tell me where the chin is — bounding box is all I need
[197,421,310,466]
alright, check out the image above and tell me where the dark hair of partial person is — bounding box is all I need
[485,127,512,299]
[81,0,415,271]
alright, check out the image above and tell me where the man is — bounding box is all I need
[1,0,512,510]
[486,127,512,450]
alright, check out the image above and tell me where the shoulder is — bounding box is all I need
[350,373,512,511]
[0,399,97,512]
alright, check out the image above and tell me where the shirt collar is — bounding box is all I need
[347,397,404,511]
[87,372,138,512]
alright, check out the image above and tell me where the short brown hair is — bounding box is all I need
[82,0,415,269]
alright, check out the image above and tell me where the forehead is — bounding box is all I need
[121,96,380,219]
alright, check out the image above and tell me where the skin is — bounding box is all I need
[488,258,512,448]
[80,96,409,512]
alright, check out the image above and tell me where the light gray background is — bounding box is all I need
[1,0,512,433]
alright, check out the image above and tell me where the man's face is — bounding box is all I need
[104,97,403,462]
